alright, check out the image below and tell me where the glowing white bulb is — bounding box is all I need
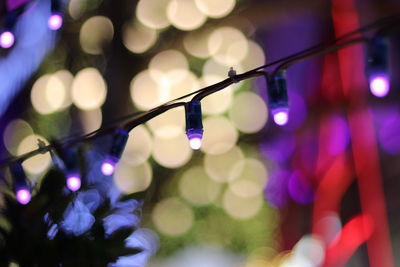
[16,188,31,205]
[48,14,63,31]
[66,175,81,191]
[189,137,202,150]
[273,110,289,126]
[369,75,389,98]
[101,161,116,176]
[0,31,14,49]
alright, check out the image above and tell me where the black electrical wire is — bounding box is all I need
[0,13,399,168]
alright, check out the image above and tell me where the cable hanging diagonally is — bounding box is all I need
[0,13,398,169]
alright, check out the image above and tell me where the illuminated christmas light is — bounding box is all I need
[185,101,203,150]
[369,74,390,98]
[272,107,289,126]
[48,13,63,31]
[101,129,129,176]
[11,163,31,205]
[66,174,81,191]
[367,38,389,97]
[266,70,289,126]
[16,188,31,205]
[0,31,14,49]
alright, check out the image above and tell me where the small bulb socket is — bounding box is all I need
[185,101,204,137]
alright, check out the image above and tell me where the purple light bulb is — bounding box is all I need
[369,74,390,98]
[48,13,63,31]
[0,31,15,49]
[101,158,117,176]
[16,188,31,205]
[272,108,289,126]
[188,133,203,150]
[66,174,81,191]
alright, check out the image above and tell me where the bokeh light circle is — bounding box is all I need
[136,0,171,29]
[240,40,266,70]
[229,158,268,198]
[123,22,158,54]
[179,166,221,206]
[208,27,248,66]
[167,0,207,31]
[200,75,233,115]
[229,91,268,133]
[80,16,114,55]
[121,125,153,166]
[31,75,55,114]
[183,29,213,58]
[72,68,107,110]
[3,120,34,156]
[52,70,74,109]
[204,146,244,183]
[149,50,189,81]
[201,116,238,155]
[147,107,185,139]
[194,0,235,18]
[114,161,152,194]
[222,188,263,220]
[293,235,325,266]
[130,70,165,110]
[152,197,194,236]
[288,171,315,205]
[152,132,192,168]
[17,135,51,175]
[79,108,103,134]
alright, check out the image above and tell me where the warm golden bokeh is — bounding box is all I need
[3,120,34,156]
[17,135,51,176]
[114,161,153,194]
[178,166,221,206]
[80,16,114,55]
[229,92,268,133]
[71,68,107,110]
[167,0,206,31]
[152,197,194,236]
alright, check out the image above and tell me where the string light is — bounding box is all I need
[266,70,289,126]
[56,147,81,192]
[101,129,129,176]
[0,31,14,49]
[10,163,31,205]
[48,0,63,31]
[367,37,389,97]
[0,8,20,49]
[0,14,398,195]
[185,101,204,150]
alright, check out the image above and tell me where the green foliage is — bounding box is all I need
[0,168,141,267]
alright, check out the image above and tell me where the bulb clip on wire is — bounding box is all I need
[185,101,204,150]
[101,129,129,176]
[56,146,82,192]
[0,9,19,49]
[48,0,63,30]
[10,162,31,205]
[266,70,290,126]
[367,37,390,97]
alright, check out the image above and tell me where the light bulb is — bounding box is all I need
[66,174,81,191]
[16,188,31,205]
[48,13,63,30]
[369,74,389,98]
[266,70,290,126]
[273,108,289,126]
[101,159,116,176]
[188,133,203,150]
[367,37,389,98]
[0,31,14,49]
[101,129,129,176]
[185,101,204,150]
